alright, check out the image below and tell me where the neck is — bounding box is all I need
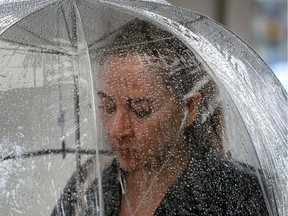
[125,146,190,193]
[120,147,189,216]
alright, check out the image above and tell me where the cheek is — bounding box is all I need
[155,109,183,143]
[134,111,181,149]
[131,118,161,153]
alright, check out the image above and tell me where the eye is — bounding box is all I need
[132,109,152,118]
[128,99,154,118]
[98,103,116,114]
[97,91,116,115]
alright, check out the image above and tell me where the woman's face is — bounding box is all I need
[98,52,185,172]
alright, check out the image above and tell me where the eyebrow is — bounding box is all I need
[126,98,154,104]
[97,91,114,101]
[97,91,154,104]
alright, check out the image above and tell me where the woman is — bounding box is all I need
[52,19,268,216]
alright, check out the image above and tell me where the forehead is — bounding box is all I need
[99,52,168,94]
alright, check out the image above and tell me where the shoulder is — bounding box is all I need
[102,157,121,195]
[156,153,269,215]
[195,154,268,215]
[51,157,97,215]
[81,158,121,216]
[102,158,119,182]
[102,158,122,216]
[52,157,120,216]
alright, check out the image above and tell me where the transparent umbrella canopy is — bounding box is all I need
[0,0,287,215]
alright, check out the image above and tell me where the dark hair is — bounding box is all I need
[98,19,224,155]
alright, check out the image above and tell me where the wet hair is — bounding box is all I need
[98,19,224,155]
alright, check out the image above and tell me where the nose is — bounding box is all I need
[110,108,134,140]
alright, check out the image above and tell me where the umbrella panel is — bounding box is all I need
[0,0,287,215]
[0,1,104,215]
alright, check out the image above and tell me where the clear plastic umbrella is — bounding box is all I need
[0,0,286,215]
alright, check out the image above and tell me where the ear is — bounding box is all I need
[185,92,202,127]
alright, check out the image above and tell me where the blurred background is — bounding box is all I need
[167,0,288,90]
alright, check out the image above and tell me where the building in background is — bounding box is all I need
[168,0,287,90]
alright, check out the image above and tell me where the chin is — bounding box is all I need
[118,157,142,173]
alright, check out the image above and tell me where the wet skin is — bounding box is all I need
[97,52,186,173]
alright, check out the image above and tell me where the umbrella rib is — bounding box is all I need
[0,148,112,162]
[14,24,65,51]
[4,0,63,49]
[180,15,206,26]
[0,1,73,55]
[60,4,74,48]
[0,0,61,35]
[61,3,85,211]
[0,38,70,55]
